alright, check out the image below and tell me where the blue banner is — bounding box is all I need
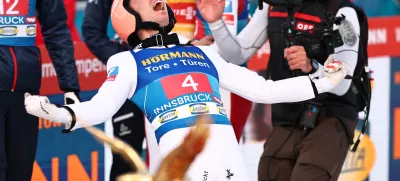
[34,91,105,181]
[389,57,400,181]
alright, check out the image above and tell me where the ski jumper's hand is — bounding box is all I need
[196,0,225,23]
[24,93,71,123]
[323,56,348,87]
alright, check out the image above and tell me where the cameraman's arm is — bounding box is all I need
[330,7,360,96]
[209,3,269,65]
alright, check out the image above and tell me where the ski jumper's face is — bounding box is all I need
[130,0,170,27]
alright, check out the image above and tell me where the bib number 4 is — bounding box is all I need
[160,73,213,100]
[0,0,20,15]
[182,75,199,91]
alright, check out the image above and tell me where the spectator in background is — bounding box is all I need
[195,0,253,142]
[36,0,82,44]
[81,0,145,180]
[0,0,80,180]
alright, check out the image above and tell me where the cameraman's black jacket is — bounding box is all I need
[266,0,368,125]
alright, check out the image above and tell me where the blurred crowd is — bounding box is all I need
[68,0,400,42]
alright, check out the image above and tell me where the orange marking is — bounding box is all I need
[395,72,400,85]
[67,152,98,181]
[52,158,59,181]
[91,151,98,181]
[394,107,400,159]
[32,161,47,181]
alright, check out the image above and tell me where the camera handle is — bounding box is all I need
[321,13,346,55]
[282,7,302,77]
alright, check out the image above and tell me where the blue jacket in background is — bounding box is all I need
[82,0,129,64]
[0,0,80,93]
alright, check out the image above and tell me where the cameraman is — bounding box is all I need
[197,0,368,180]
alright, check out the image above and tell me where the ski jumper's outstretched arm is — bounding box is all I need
[198,46,346,104]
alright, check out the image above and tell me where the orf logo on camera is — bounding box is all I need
[296,21,314,33]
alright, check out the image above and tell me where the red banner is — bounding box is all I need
[168,0,196,40]
[367,16,400,57]
[39,43,107,95]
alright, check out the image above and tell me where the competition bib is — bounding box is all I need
[130,46,230,143]
[0,0,36,46]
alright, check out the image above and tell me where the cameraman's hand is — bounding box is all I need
[284,46,312,73]
[196,0,225,23]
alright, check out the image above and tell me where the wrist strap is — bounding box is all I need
[309,78,318,97]
[59,105,77,133]
[309,59,318,74]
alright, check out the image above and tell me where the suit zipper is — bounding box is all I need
[9,47,18,92]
